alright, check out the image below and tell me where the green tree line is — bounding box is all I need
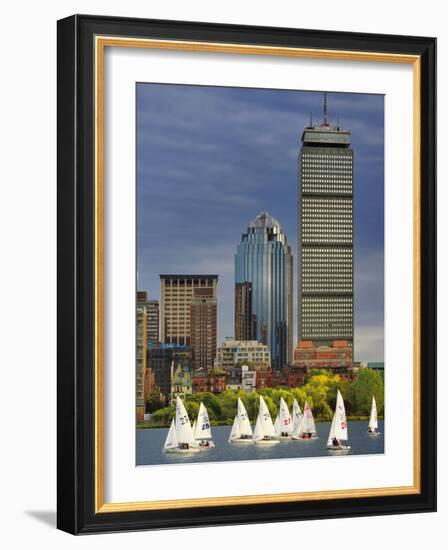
[139,368,384,428]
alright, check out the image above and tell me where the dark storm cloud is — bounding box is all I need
[137,84,384,361]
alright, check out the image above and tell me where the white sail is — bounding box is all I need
[291,399,303,436]
[274,414,280,434]
[276,397,292,435]
[194,402,213,440]
[326,411,337,446]
[258,396,276,437]
[253,414,263,441]
[237,398,253,436]
[333,390,348,441]
[163,418,178,450]
[175,396,196,445]
[228,416,241,442]
[369,396,378,430]
[301,401,317,434]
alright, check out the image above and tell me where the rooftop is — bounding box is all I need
[248,211,282,231]
[159,274,218,280]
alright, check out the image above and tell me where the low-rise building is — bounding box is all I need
[171,363,193,401]
[270,370,287,387]
[147,343,193,405]
[255,368,272,390]
[207,370,226,393]
[294,339,353,379]
[192,368,226,394]
[241,365,256,392]
[217,338,271,371]
[283,365,307,387]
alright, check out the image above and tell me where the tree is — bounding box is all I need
[350,368,384,416]
[150,406,174,423]
[218,390,238,422]
[141,368,385,427]
[184,400,200,420]
[145,386,163,413]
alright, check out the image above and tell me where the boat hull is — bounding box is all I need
[164,446,201,454]
[327,445,351,451]
[254,438,280,446]
[229,438,254,444]
[291,435,318,441]
[197,441,215,450]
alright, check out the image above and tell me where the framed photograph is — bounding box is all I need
[57,15,436,534]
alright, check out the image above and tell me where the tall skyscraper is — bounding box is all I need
[160,274,218,361]
[235,212,293,370]
[190,287,217,372]
[137,291,160,344]
[298,93,354,350]
[234,282,257,341]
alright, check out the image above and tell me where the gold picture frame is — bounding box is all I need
[57,15,436,534]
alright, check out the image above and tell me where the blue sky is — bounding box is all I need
[137,84,384,362]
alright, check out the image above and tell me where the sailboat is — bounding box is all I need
[292,401,318,440]
[194,402,215,449]
[253,396,279,446]
[273,413,280,434]
[327,390,351,450]
[228,397,253,443]
[163,396,201,454]
[367,396,380,436]
[290,399,303,440]
[274,397,293,438]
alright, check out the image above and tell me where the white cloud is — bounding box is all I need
[355,325,384,362]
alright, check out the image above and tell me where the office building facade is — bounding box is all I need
[298,95,354,350]
[160,274,218,348]
[136,303,147,421]
[294,339,353,377]
[136,291,160,345]
[235,212,293,369]
[234,282,257,341]
[190,287,217,372]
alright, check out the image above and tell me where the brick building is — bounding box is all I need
[294,339,353,378]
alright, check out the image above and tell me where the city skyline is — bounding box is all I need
[137,84,384,361]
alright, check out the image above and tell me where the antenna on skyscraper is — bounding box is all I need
[309,112,313,127]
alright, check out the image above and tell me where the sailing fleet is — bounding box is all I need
[163,393,380,453]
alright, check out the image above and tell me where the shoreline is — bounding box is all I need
[137,415,384,430]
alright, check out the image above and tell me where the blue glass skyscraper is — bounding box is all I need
[235,212,293,370]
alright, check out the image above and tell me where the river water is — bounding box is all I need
[136,420,384,466]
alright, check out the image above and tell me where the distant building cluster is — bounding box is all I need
[135,94,382,421]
